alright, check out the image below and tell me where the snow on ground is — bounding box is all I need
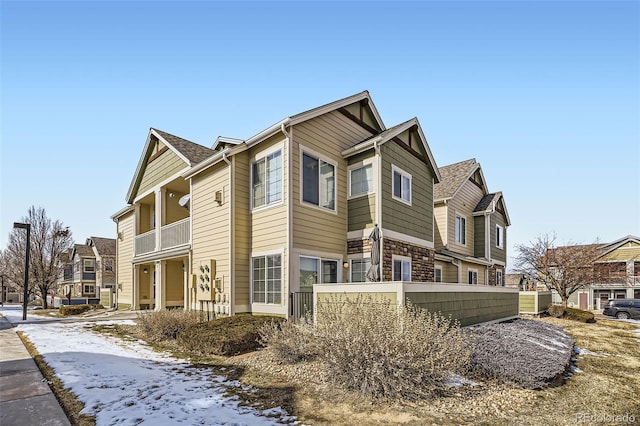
[1,306,297,425]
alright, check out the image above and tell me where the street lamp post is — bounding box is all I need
[14,222,31,321]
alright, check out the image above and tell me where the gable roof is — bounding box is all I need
[596,235,640,259]
[126,128,215,203]
[341,117,441,182]
[86,237,116,257]
[473,192,511,226]
[71,244,94,259]
[434,158,483,201]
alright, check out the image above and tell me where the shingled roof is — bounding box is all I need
[152,128,215,165]
[474,192,502,213]
[87,237,116,257]
[73,244,94,258]
[433,158,478,201]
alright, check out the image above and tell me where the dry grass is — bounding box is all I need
[17,331,96,426]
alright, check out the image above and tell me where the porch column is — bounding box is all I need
[132,264,139,309]
[155,260,166,311]
[155,188,165,251]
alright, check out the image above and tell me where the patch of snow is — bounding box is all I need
[445,374,479,388]
[574,346,611,357]
[18,319,296,425]
[570,366,582,373]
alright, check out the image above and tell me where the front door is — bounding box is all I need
[579,293,588,310]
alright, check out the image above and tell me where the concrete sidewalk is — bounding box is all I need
[0,316,70,426]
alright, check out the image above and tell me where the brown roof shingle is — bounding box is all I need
[153,128,215,165]
[87,237,116,256]
[433,158,478,200]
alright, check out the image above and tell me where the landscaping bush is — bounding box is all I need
[547,305,595,323]
[468,319,574,389]
[177,314,285,356]
[259,316,318,363]
[136,309,201,343]
[59,304,104,316]
[263,295,470,400]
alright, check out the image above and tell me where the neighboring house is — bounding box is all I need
[69,244,97,297]
[86,236,117,293]
[505,273,537,291]
[56,248,74,296]
[552,235,640,309]
[433,159,510,286]
[112,91,444,317]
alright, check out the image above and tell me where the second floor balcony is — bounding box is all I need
[135,217,190,256]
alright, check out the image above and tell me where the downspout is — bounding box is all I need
[281,123,293,315]
[374,140,383,281]
[222,153,233,316]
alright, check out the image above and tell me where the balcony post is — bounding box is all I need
[155,188,165,251]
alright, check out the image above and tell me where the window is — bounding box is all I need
[252,254,282,304]
[83,259,95,273]
[83,285,95,294]
[252,150,282,208]
[392,166,411,204]
[104,259,113,272]
[455,214,466,245]
[468,269,478,285]
[434,266,442,283]
[392,255,411,281]
[496,269,503,286]
[496,225,504,249]
[302,152,335,211]
[350,258,371,283]
[349,164,373,197]
[300,256,338,289]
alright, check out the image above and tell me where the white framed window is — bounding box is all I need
[299,256,338,289]
[348,163,373,198]
[496,224,504,249]
[392,255,411,281]
[455,214,467,245]
[496,269,503,286]
[252,254,282,304]
[83,285,95,294]
[392,165,411,205]
[83,259,95,273]
[350,258,371,283]
[252,148,282,209]
[468,269,478,285]
[434,266,443,283]
[301,149,336,211]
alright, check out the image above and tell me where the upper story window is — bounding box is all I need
[104,259,114,272]
[83,259,95,273]
[455,214,467,245]
[252,149,282,209]
[496,224,504,249]
[392,255,411,281]
[302,151,335,211]
[349,163,373,197]
[392,165,411,205]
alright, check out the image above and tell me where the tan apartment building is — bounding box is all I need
[111,91,444,317]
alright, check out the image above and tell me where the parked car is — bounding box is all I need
[602,299,640,319]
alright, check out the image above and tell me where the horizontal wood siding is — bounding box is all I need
[348,195,375,231]
[474,215,485,258]
[599,243,640,261]
[460,260,486,285]
[519,294,536,312]
[490,213,507,263]
[435,260,459,283]
[434,204,447,249]
[233,151,251,309]
[191,162,230,301]
[138,149,187,196]
[447,180,484,256]
[380,141,434,242]
[116,211,134,305]
[292,111,373,256]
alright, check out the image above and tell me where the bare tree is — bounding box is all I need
[5,206,73,308]
[514,233,606,309]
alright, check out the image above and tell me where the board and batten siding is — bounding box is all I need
[138,149,188,196]
[447,180,484,256]
[380,141,434,242]
[490,213,507,263]
[291,111,373,255]
[190,162,230,300]
[233,151,251,310]
[116,210,134,307]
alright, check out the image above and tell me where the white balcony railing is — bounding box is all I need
[160,218,190,250]
[134,218,190,256]
[135,229,156,256]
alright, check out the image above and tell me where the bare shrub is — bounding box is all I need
[259,317,318,363]
[313,295,470,400]
[136,309,201,343]
[468,319,574,389]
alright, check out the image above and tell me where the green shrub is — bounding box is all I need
[59,304,104,316]
[547,305,595,323]
[136,310,201,343]
[177,315,285,356]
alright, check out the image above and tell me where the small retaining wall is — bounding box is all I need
[519,291,552,315]
[314,282,519,327]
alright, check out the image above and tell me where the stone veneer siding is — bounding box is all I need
[488,265,504,286]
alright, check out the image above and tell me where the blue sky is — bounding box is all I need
[1,1,639,267]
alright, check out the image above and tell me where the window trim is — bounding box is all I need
[251,144,284,212]
[434,265,443,283]
[347,160,375,199]
[496,269,504,286]
[468,268,478,285]
[496,224,504,249]
[299,145,338,213]
[391,164,412,206]
[250,250,283,305]
[392,254,412,282]
[83,259,95,273]
[455,213,467,246]
[83,284,95,294]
